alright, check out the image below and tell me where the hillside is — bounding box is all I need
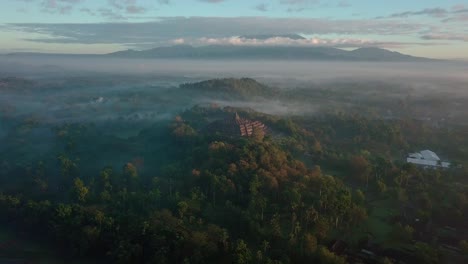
[179,78,274,99]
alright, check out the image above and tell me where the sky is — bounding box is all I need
[0,0,467,58]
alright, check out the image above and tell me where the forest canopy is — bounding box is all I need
[0,77,467,264]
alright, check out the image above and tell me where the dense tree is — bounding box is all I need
[234,239,252,264]
[58,155,79,183]
[1,104,466,264]
[349,155,371,187]
[123,162,139,191]
[72,178,89,203]
[303,233,318,256]
[354,189,365,205]
[317,246,346,264]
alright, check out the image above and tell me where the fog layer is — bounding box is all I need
[2,56,468,82]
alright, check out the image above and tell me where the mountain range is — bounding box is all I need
[6,45,433,62]
[107,45,432,61]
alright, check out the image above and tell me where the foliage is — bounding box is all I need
[0,105,467,263]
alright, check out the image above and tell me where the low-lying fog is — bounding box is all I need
[2,56,468,82]
[1,56,467,135]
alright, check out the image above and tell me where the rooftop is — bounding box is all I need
[207,112,267,137]
[407,150,450,168]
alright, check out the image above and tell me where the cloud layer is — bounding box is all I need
[9,16,428,49]
[3,1,468,56]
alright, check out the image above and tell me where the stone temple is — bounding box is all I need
[207,112,267,137]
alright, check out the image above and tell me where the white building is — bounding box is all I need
[407,150,450,168]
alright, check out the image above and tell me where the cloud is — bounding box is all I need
[7,16,453,51]
[442,5,468,22]
[126,5,146,14]
[451,4,468,13]
[387,8,449,18]
[16,7,29,13]
[443,13,468,23]
[198,0,225,3]
[164,37,446,48]
[170,36,433,49]
[172,38,185,44]
[10,0,89,15]
[338,1,351,8]
[8,16,427,47]
[98,8,126,20]
[279,0,320,12]
[255,3,268,12]
[421,33,468,41]
[379,6,468,20]
[12,0,150,18]
[40,0,84,14]
[79,8,95,16]
[108,0,148,15]
[280,0,319,4]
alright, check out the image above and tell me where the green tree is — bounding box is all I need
[348,205,368,227]
[349,155,371,187]
[354,189,365,205]
[58,155,78,186]
[303,233,318,256]
[72,178,89,203]
[252,127,265,141]
[376,180,387,194]
[123,163,138,179]
[234,239,252,264]
[172,122,197,138]
[98,167,113,202]
[249,175,267,221]
[304,206,319,233]
[270,213,282,238]
[177,201,189,219]
[317,246,346,264]
[315,218,330,241]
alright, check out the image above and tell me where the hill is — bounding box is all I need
[179,78,274,99]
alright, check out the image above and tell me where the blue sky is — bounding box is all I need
[1,0,467,58]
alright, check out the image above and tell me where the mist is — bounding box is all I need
[1,56,468,130]
[2,55,468,82]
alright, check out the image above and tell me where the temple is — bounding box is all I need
[207,112,267,137]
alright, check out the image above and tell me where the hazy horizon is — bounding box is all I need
[2,55,468,81]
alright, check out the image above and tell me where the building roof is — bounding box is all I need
[420,150,440,161]
[407,150,450,168]
[409,153,423,159]
[407,158,439,167]
[207,112,267,137]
